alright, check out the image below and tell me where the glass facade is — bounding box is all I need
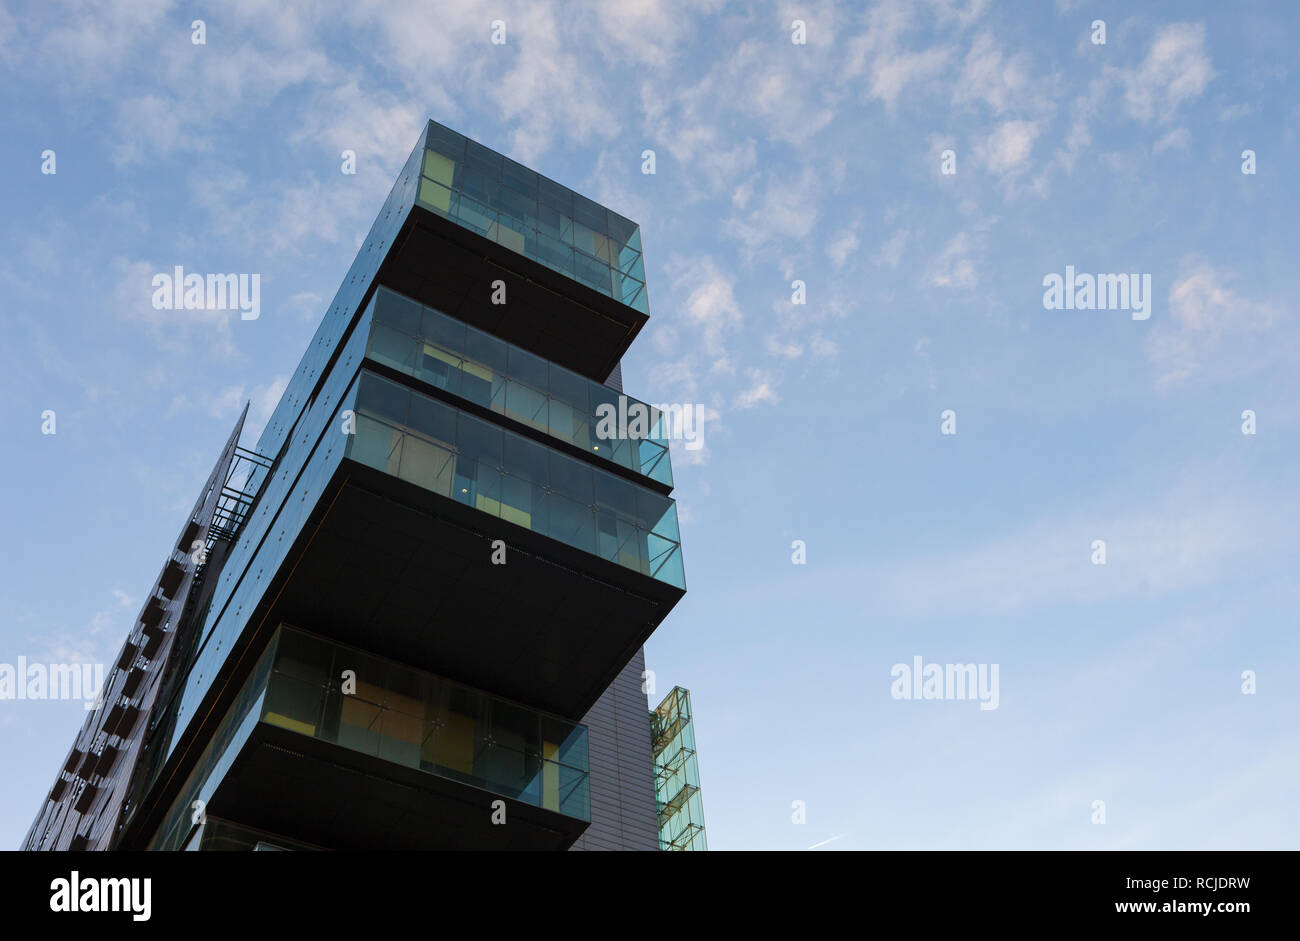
[650,687,707,851]
[156,625,591,850]
[261,626,590,821]
[415,120,648,313]
[365,286,673,486]
[110,119,683,853]
[347,370,686,589]
[151,637,278,850]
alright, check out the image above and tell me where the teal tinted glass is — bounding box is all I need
[414,120,646,313]
[347,369,684,589]
[258,626,590,822]
[365,288,673,487]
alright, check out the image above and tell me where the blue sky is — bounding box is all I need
[1,0,1297,850]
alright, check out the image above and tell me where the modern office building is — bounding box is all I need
[23,118,693,851]
[651,686,708,851]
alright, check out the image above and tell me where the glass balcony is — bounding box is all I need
[259,626,591,821]
[414,120,648,314]
[346,370,686,590]
[364,286,673,487]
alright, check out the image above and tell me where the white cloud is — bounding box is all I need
[734,368,779,409]
[872,228,910,268]
[765,336,804,359]
[290,83,426,177]
[1152,127,1190,153]
[207,376,290,440]
[1121,23,1215,124]
[927,231,979,290]
[869,471,1293,615]
[723,167,821,253]
[975,119,1039,176]
[1146,260,1280,386]
[111,94,210,168]
[592,0,724,68]
[488,6,623,162]
[809,332,839,358]
[827,227,860,268]
[648,357,703,400]
[35,0,171,82]
[666,255,744,357]
[1054,76,1108,175]
[843,0,955,110]
[110,257,238,357]
[953,32,1047,116]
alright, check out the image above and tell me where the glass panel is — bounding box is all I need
[574,251,612,294]
[556,761,590,817]
[465,328,507,376]
[620,274,646,308]
[548,365,589,413]
[262,674,326,735]
[535,231,574,275]
[418,177,452,214]
[357,372,410,424]
[456,194,495,236]
[457,414,502,467]
[504,379,548,431]
[374,290,423,335]
[607,213,638,252]
[273,630,334,686]
[422,149,456,187]
[508,346,548,390]
[571,193,607,235]
[349,415,400,470]
[418,341,463,394]
[547,493,595,552]
[648,539,684,587]
[536,205,569,242]
[504,433,548,484]
[422,305,465,355]
[537,176,572,215]
[425,126,466,163]
[497,185,536,228]
[549,399,588,450]
[640,490,680,541]
[501,157,538,198]
[397,434,455,496]
[548,451,592,503]
[407,394,456,446]
[366,324,418,372]
[499,474,541,530]
[256,625,591,821]
[349,366,683,587]
[620,251,645,280]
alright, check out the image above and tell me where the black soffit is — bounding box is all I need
[210,721,586,851]
[263,460,683,720]
[377,205,647,384]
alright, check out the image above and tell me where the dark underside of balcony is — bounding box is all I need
[377,204,647,384]
[207,720,587,850]
[265,458,682,721]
